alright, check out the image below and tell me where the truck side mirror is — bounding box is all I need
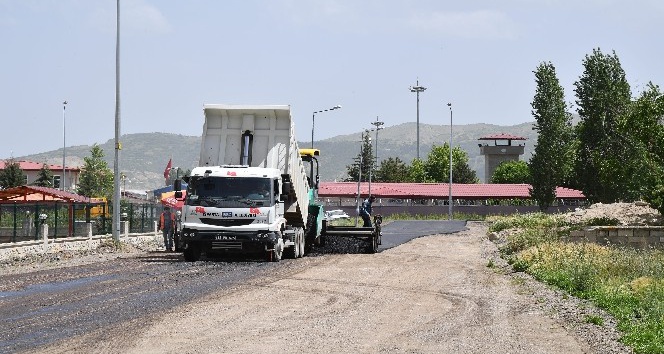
[280,181,292,202]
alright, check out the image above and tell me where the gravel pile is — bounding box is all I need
[563,201,662,226]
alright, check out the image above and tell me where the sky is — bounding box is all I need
[1,0,664,159]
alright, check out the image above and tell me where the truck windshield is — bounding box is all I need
[186,176,272,207]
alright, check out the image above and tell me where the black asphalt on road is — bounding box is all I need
[0,219,468,353]
[378,220,468,251]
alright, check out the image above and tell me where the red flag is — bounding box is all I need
[164,158,172,179]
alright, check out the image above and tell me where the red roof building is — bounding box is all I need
[0,160,80,191]
[319,182,584,201]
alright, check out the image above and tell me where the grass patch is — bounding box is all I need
[584,314,604,326]
[490,212,664,353]
[385,212,485,221]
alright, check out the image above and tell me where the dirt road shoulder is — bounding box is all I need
[39,222,629,353]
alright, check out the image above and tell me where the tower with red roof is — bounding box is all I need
[478,133,526,183]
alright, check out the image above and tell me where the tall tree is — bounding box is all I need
[0,158,26,189]
[529,62,574,210]
[33,163,54,187]
[574,48,631,203]
[423,143,478,184]
[375,157,409,182]
[408,158,429,182]
[77,144,114,198]
[491,160,531,184]
[624,83,664,210]
[345,133,374,182]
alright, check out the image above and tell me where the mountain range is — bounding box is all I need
[16,121,538,192]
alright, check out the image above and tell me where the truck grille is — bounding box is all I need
[200,218,254,227]
[211,241,243,250]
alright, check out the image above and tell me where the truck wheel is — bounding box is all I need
[298,227,305,258]
[293,228,302,258]
[365,234,378,254]
[284,232,298,259]
[268,239,283,262]
[174,232,181,252]
[183,245,201,262]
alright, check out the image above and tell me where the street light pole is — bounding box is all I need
[355,132,364,227]
[370,116,384,164]
[112,0,122,242]
[448,103,453,220]
[311,105,341,149]
[409,80,427,160]
[364,130,373,197]
[369,117,383,197]
[62,101,67,191]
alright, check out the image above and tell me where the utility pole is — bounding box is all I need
[369,117,383,196]
[112,0,122,242]
[62,101,67,190]
[409,80,427,160]
[448,103,453,220]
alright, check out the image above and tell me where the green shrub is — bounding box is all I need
[488,213,566,233]
[490,211,664,352]
[584,216,620,226]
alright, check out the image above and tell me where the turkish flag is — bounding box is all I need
[164,158,172,179]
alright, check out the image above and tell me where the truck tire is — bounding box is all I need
[183,245,201,262]
[284,230,299,259]
[174,232,182,252]
[365,232,378,254]
[297,227,305,258]
[268,238,283,262]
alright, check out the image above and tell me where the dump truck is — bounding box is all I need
[174,104,323,261]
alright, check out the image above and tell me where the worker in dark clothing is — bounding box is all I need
[159,206,175,251]
[359,195,376,227]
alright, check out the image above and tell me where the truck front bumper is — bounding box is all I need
[180,228,279,254]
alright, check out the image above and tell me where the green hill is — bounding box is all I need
[16,122,538,191]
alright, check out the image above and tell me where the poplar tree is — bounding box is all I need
[574,48,631,203]
[625,83,664,210]
[529,62,573,210]
[345,133,374,182]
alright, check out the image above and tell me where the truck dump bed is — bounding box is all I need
[200,104,310,225]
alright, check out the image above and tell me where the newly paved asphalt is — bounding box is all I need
[378,220,468,251]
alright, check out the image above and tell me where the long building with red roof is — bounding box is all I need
[319,182,584,202]
[318,182,585,216]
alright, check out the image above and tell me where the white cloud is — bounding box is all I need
[124,0,172,34]
[268,0,359,27]
[407,10,518,40]
[88,0,171,35]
